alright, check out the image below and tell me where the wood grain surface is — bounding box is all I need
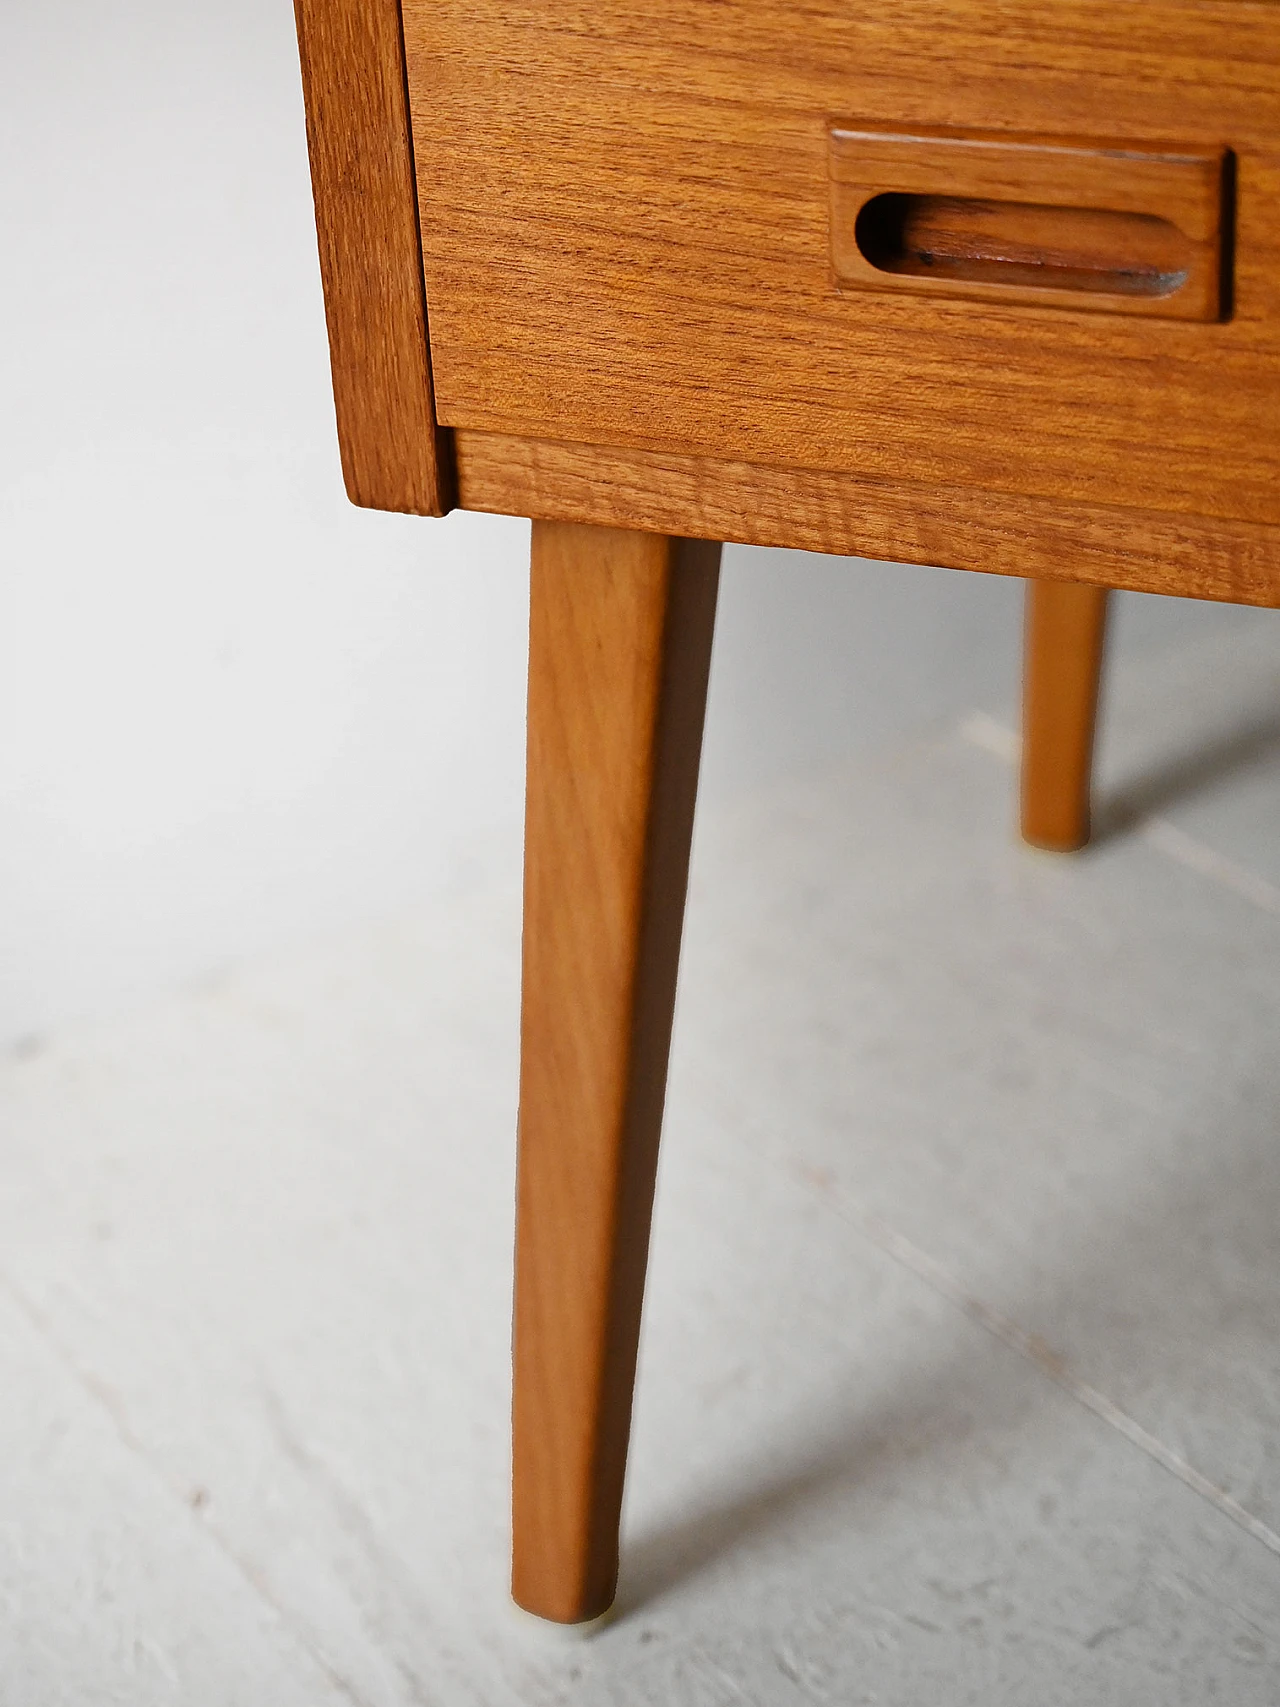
[1021,579,1111,851]
[403,0,1279,528]
[294,0,453,515]
[454,430,1280,608]
[513,522,721,1624]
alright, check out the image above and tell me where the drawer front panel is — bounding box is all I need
[404,0,1280,527]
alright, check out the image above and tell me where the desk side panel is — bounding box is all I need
[294,0,453,515]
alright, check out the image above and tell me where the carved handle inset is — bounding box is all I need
[829,124,1230,321]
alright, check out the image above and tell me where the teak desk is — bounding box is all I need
[292,0,1280,1624]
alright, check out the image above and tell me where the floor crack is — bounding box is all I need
[786,1167,1280,1566]
[0,1267,376,1707]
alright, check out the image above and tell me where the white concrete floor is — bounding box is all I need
[3,603,1280,1705]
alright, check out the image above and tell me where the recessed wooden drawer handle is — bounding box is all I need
[830,124,1230,321]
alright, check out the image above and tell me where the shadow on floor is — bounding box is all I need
[1091,710,1280,844]
[615,1006,1280,1619]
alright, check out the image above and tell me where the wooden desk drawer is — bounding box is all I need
[404,0,1280,530]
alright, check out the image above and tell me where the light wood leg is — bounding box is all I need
[1020,578,1110,851]
[512,520,721,1623]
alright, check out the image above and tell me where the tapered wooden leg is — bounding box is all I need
[512,520,721,1624]
[1020,578,1110,851]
